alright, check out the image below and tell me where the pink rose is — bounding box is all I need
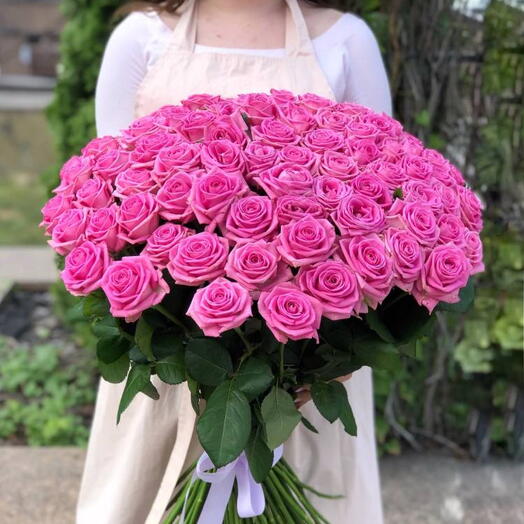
[121,115,159,145]
[181,94,222,110]
[49,208,89,255]
[54,155,93,194]
[225,240,292,293]
[101,256,170,322]
[434,182,460,216]
[152,142,201,184]
[157,172,196,223]
[348,138,380,165]
[366,160,407,190]
[345,120,381,140]
[297,260,362,320]
[244,141,278,178]
[86,205,125,253]
[153,105,191,130]
[380,138,405,163]
[222,195,279,243]
[40,194,73,234]
[352,173,392,209]
[437,214,466,246]
[315,108,351,132]
[179,111,216,142]
[402,180,443,216]
[204,115,247,144]
[276,216,336,267]
[402,155,434,181]
[277,102,316,133]
[81,136,119,158]
[252,118,299,148]
[458,187,483,232]
[278,145,318,171]
[190,169,248,225]
[143,223,194,268]
[318,150,359,181]
[400,202,440,247]
[337,234,394,310]
[364,113,403,138]
[131,132,180,166]
[332,194,386,237]
[270,89,296,104]
[208,100,239,117]
[237,93,276,124]
[61,241,110,296]
[302,129,345,153]
[118,193,159,244]
[313,176,352,212]
[400,133,424,156]
[168,232,229,286]
[255,163,313,199]
[187,277,252,337]
[413,244,471,313]
[275,195,325,225]
[464,230,484,275]
[93,149,131,181]
[297,93,334,113]
[258,283,322,343]
[201,139,245,174]
[75,177,113,209]
[115,168,158,198]
[384,229,424,292]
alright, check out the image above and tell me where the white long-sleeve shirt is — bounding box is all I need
[95,10,392,137]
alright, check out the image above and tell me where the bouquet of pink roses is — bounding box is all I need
[42,91,484,523]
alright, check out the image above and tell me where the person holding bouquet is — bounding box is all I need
[76,1,391,522]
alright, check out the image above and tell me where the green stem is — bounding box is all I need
[163,477,192,523]
[155,305,191,336]
[278,343,285,385]
[265,473,297,523]
[268,470,313,524]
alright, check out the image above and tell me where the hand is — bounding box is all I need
[294,374,353,409]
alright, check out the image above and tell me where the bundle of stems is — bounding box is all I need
[163,459,338,524]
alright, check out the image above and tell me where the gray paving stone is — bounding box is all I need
[0,247,57,287]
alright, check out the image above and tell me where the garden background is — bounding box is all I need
[0,0,522,520]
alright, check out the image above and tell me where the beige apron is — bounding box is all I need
[77,1,383,522]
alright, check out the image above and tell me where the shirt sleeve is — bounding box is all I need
[95,13,151,137]
[341,15,392,116]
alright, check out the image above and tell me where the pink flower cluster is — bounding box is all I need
[42,91,484,339]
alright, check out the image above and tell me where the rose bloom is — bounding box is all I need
[101,256,170,322]
[269,88,296,104]
[40,194,73,234]
[92,149,131,181]
[351,173,392,209]
[118,192,159,244]
[255,163,314,199]
[400,201,440,248]
[77,180,113,211]
[366,160,407,190]
[152,142,201,184]
[153,105,191,130]
[458,186,483,232]
[258,283,323,343]
[276,216,336,267]
[168,232,229,286]
[121,115,159,144]
[54,155,93,194]
[464,230,484,275]
[49,208,89,255]
[189,169,248,224]
[157,172,196,223]
[337,234,394,310]
[61,241,110,296]
[302,128,345,153]
[346,120,381,141]
[143,223,194,268]
[413,243,471,313]
[86,205,125,252]
[297,260,362,320]
[131,132,180,166]
[434,181,460,216]
[187,277,253,337]
[179,110,216,141]
[204,115,247,144]
[298,92,334,113]
[222,195,279,243]
[313,176,352,212]
[275,195,325,225]
[315,107,351,132]
[81,135,119,158]
[332,194,386,237]
[277,102,316,133]
[384,228,424,292]
[114,168,158,198]
[182,93,222,110]
[402,155,434,181]
[318,150,359,181]
[243,141,278,178]
[251,118,299,147]
[278,144,318,171]
[349,138,381,165]
[208,100,239,117]
[237,93,276,124]
[201,139,246,174]
[364,113,403,138]
[225,240,292,294]
[402,180,443,216]
[437,213,466,247]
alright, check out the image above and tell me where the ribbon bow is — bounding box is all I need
[183,446,283,524]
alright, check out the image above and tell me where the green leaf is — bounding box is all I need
[98,352,129,384]
[232,358,273,400]
[152,333,184,360]
[156,354,185,385]
[246,425,273,483]
[365,309,397,343]
[96,336,130,364]
[135,316,155,361]
[186,338,233,386]
[141,380,160,400]
[197,381,251,467]
[311,382,340,423]
[301,416,319,434]
[92,316,120,339]
[352,343,401,372]
[116,364,153,424]
[261,387,301,449]
[438,277,476,313]
[330,382,357,436]
[129,345,149,364]
[83,291,109,319]
[187,377,200,415]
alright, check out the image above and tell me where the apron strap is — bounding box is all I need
[167,0,316,58]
